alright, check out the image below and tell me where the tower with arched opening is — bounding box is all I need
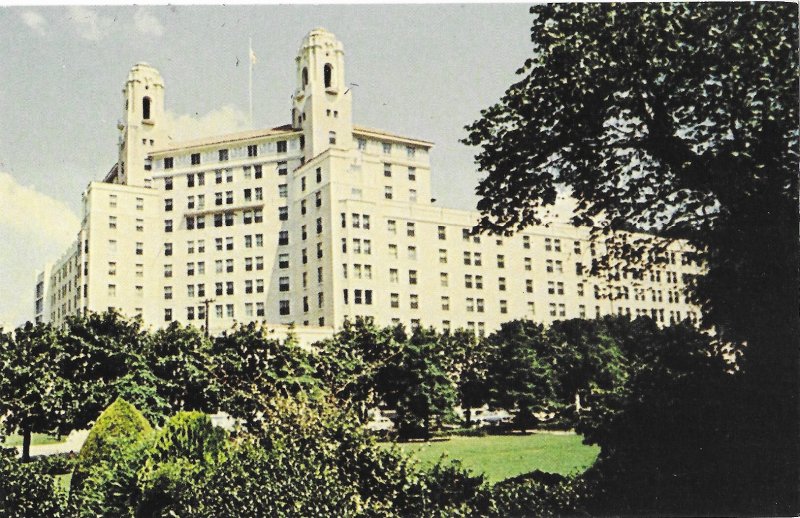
[292,28,353,160]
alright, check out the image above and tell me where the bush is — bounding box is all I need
[490,470,592,517]
[136,411,229,517]
[69,399,153,517]
[31,452,76,475]
[0,447,68,517]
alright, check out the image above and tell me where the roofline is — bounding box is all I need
[353,125,434,147]
[151,126,300,156]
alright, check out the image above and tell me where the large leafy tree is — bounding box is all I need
[312,317,403,422]
[61,311,169,429]
[0,323,71,461]
[464,3,798,511]
[484,320,557,431]
[211,323,317,430]
[378,327,457,439]
[147,322,219,413]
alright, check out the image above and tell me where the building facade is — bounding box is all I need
[36,28,701,339]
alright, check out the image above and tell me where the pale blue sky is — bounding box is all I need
[0,4,534,326]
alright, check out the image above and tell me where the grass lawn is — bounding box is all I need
[3,433,66,447]
[387,432,599,484]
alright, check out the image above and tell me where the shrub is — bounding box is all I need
[0,447,68,517]
[490,470,592,517]
[69,399,153,517]
[136,411,229,517]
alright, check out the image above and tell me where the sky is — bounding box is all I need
[0,4,534,328]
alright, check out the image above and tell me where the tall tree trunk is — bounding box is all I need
[21,426,31,463]
[465,407,472,427]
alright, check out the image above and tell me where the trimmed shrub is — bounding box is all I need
[69,398,153,517]
[489,470,592,517]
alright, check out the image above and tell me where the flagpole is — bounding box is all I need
[248,37,254,128]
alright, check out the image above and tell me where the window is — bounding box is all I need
[279,277,290,292]
[466,298,475,312]
[357,138,366,150]
[406,222,415,237]
[477,299,485,313]
[164,243,173,256]
[500,300,508,314]
[577,283,585,297]
[164,157,174,170]
[465,275,473,289]
[410,294,419,309]
[554,239,562,252]
[164,177,173,190]
[476,275,483,289]
[546,259,554,273]
[576,262,584,275]
[279,231,289,245]
[316,167,322,183]
[109,194,117,208]
[391,293,399,308]
[408,167,416,181]
[525,257,532,271]
[438,226,446,240]
[439,249,448,264]
[164,286,172,300]
[255,165,263,178]
[108,284,116,297]
[318,292,324,308]
[545,238,552,251]
[388,244,398,258]
[279,206,288,221]
[315,191,322,207]
[474,252,482,266]
[226,191,233,204]
[548,281,556,294]
[247,144,258,157]
[387,220,396,234]
[219,149,229,161]
[191,153,200,165]
[384,186,393,200]
[164,264,173,277]
[135,242,143,255]
[136,197,144,210]
[464,252,471,265]
[108,262,117,275]
[549,303,557,317]
[277,140,287,153]
[328,131,336,144]
[574,241,582,254]
[497,255,505,268]
[279,184,288,198]
[441,296,450,311]
[523,235,530,249]
[363,239,372,255]
[383,142,392,154]
[408,246,417,260]
[526,279,534,293]
[440,272,448,287]
[215,170,223,184]
[409,270,417,285]
[278,253,289,268]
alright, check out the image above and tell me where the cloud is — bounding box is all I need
[67,6,113,41]
[163,105,251,143]
[133,9,164,37]
[20,10,47,36]
[0,172,80,329]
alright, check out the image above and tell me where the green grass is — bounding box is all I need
[3,433,66,447]
[387,432,599,484]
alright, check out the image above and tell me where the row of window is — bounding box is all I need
[163,141,289,171]
[382,163,417,181]
[356,138,420,159]
[107,194,145,210]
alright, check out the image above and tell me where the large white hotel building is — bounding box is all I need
[35,28,701,340]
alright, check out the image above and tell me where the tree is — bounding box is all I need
[378,327,457,439]
[547,318,627,421]
[464,4,798,511]
[211,323,317,430]
[61,311,169,430]
[440,329,489,427]
[0,447,68,516]
[0,322,70,461]
[484,321,556,431]
[147,323,218,413]
[312,317,402,422]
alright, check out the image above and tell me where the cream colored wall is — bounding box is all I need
[40,28,702,342]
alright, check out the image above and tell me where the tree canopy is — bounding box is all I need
[464,3,798,512]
